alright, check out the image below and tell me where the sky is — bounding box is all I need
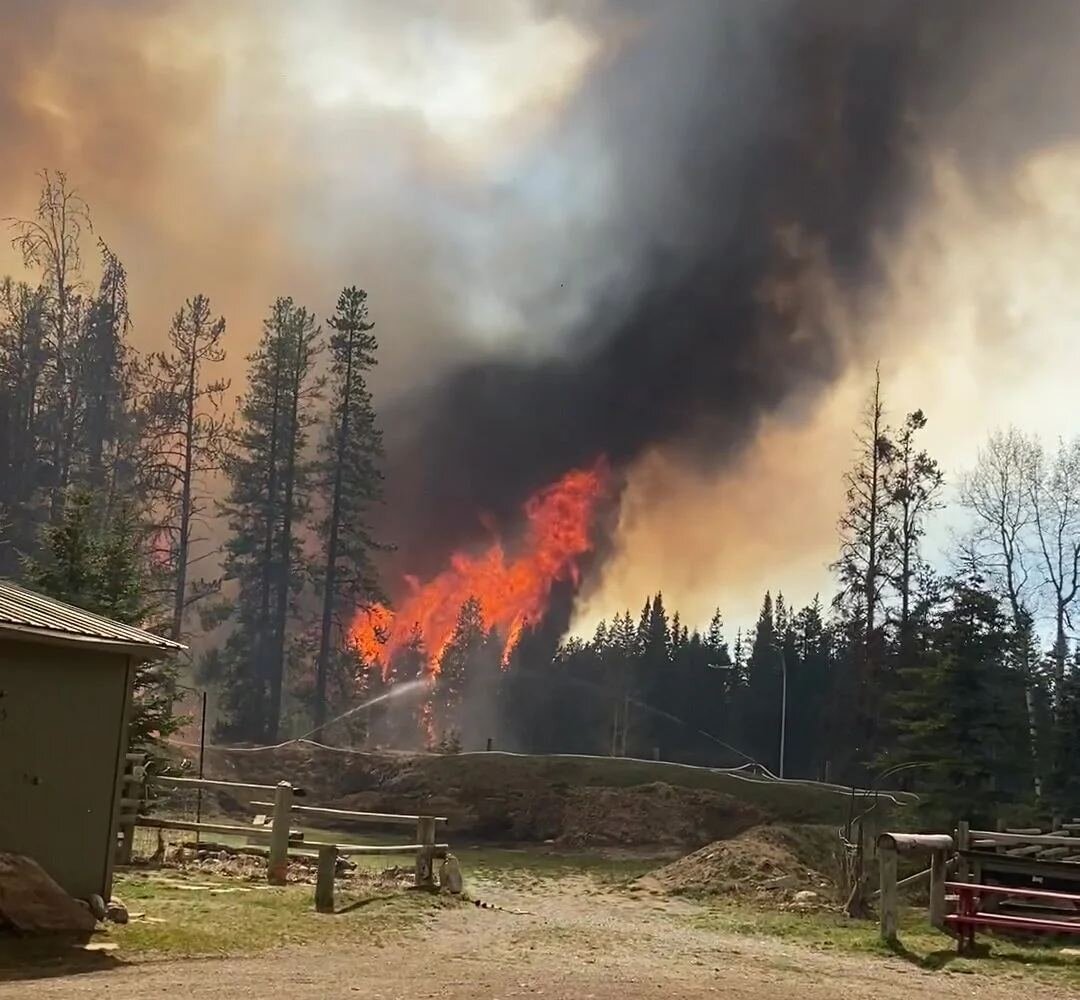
[4,1,1080,636]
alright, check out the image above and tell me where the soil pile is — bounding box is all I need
[644,825,837,900]
[173,744,900,849]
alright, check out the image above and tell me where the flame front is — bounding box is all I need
[351,459,608,674]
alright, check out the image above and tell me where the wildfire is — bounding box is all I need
[351,459,609,674]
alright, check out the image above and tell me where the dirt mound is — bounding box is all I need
[178,744,904,849]
[644,825,837,899]
[556,783,762,847]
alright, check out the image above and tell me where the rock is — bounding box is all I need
[439,854,464,894]
[0,852,97,933]
[87,894,108,920]
[763,874,799,891]
[106,899,129,924]
[794,890,819,904]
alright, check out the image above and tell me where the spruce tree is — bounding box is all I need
[214,298,321,741]
[0,280,49,570]
[833,368,896,764]
[892,577,1034,827]
[7,171,92,520]
[744,591,782,770]
[432,596,486,742]
[313,286,386,735]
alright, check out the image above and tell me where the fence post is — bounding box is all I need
[956,820,970,882]
[879,843,899,943]
[315,845,337,913]
[415,816,436,889]
[929,849,947,929]
[117,755,146,864]
[268,781,293,886]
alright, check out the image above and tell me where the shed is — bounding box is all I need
[0,581,185,902]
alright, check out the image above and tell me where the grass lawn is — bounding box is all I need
[0,868,446,977]
[686,900,1080,988]
[0,844,659,975]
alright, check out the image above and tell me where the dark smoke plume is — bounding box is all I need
[381,0,1080,578]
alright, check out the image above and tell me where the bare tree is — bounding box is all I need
[960,428,1036,625]
[960,428,1043,796]
[1025,437,1080,702]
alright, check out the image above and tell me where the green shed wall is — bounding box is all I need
[0,638,131,900]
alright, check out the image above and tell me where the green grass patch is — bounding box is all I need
[0,870,447,978]
[687,901,1080,987]
[113,870,446,958]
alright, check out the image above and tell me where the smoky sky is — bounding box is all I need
[381,0,1080,578]
[4,0,1080,600]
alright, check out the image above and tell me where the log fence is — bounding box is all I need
[118,768,448,910]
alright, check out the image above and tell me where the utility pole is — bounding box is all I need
[779,650,788,779]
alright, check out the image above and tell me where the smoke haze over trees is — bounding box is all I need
[5,1,1080,819]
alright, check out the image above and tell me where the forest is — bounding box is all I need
[2,171,1078,827]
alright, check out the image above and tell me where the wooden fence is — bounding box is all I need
[874,820,1080,944]
[117,764,448,911]
[876,832,954,943]
[957,819,1080,891]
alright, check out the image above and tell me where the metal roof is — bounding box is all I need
[0,580,186,657]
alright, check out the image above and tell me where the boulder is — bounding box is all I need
[439,854,464,895]
[0,852,96,933]
[106,899,129,924]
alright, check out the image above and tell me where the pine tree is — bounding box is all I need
[144,293,230,641]
[744,591,782,770]
[892,577,1034,827]
[72,241,128,490]
[833,368,897,766]
[1051,651,1080,815]
[7,171,93,520]
[789,597,830,779]
[433,597,487,741]
[214,298,322,741]
[887,410,943,648]
[313,286,386,734]
[0,279,49,570]
[705,608,728,664]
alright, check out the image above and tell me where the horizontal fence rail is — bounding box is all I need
[118,772,448,909]
[249,801,447,826]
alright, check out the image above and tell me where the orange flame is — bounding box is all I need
[351,459,609,674]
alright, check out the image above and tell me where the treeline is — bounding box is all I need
[0,172,386,743]
[374,371,1080,828]
[5,172,1079,828]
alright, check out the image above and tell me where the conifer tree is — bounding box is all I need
[144,293,230,641]
[833,368,897,766]
[744,591,782,770]
[7,171,94,519]
[433,596,487,741]
[214,298,321,741]
[313,287,386,734]
[0,279,48,570]
[892,576,1034,827]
